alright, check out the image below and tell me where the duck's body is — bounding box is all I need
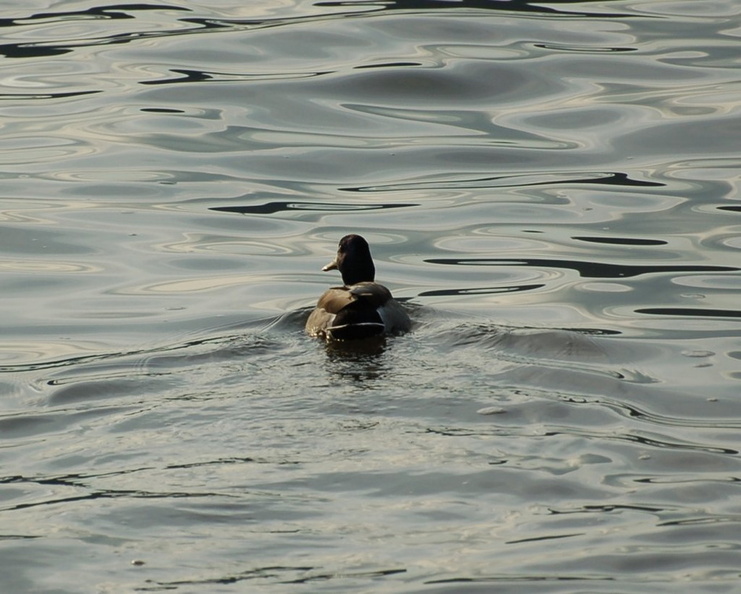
[306,235,411,340]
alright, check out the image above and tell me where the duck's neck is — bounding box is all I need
[342,263,375,286]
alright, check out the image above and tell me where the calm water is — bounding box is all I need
[1,0,740,591]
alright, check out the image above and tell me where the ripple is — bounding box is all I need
[343,171,663,193]
[426,258,738,279]
[637,307,741,320]
[578,282,633,293]
[211,201,415,215]
[573,236,667,246]
[0,4,195,60]
[156,235,294,256]
[0,260,100,273]
[671,275,741,290]
[117,274,268,295]
[0,341,108,372]
[0,136,97,165]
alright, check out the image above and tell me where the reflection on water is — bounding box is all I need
[211,201,417,215]
[1,0,740,591]
[426,257,739,279]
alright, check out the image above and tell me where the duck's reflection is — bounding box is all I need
[322,336,389,383]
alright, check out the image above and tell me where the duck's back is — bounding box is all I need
[306,282,408,340]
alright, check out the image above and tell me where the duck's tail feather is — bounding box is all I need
[327,307,385,340]
[327,322,385,340]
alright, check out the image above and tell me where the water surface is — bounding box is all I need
[1,0,740,591]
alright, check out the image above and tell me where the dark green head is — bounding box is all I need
[323,234,376,286]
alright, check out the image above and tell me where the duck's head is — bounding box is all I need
[323,234,376,286]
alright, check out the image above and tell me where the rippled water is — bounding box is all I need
[1,0,740,591]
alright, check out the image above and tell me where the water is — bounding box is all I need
[1,0,740,591]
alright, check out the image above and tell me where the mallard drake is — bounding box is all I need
[306,234,412,340]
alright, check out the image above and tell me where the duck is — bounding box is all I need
[306,234,412,340]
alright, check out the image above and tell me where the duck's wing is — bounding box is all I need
[306,284,389,340]
[346,282,393,307]
[377,298,412,334]
[306,287,345,337]
[352,282,411,334]
[314,286,358,313]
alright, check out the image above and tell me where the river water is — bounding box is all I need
[1,1,740,592]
